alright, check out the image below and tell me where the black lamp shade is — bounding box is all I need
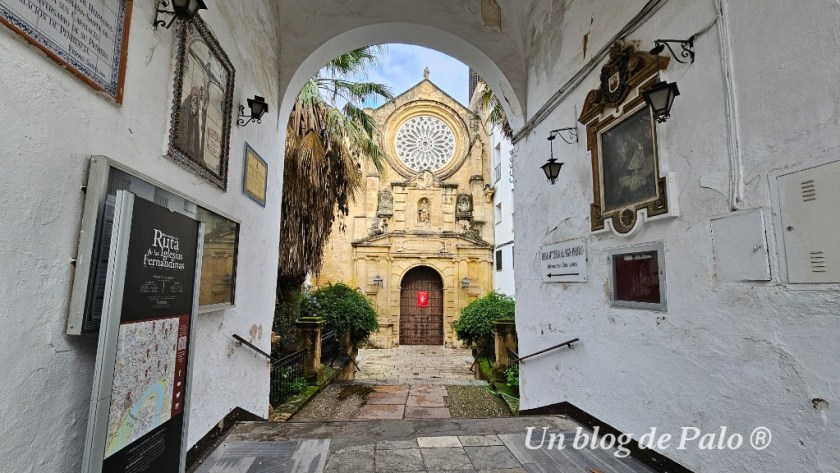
[172,0,207,17]
[541,157,564,184]
[642,81,680,122]
[247,96,268,120]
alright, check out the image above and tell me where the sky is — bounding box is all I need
[361,44,469,108]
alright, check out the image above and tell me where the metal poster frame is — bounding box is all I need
[82,191,204,473]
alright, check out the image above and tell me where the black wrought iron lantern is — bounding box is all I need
[154,0,207,29]
[541,134,565,185]
[372,275,384,288]
[238,96,269,127]
[642,81,680,123]
[461,277,470,289]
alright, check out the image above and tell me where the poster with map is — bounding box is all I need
[84,194,200,473]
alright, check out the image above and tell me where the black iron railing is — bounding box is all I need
[506,347,520,370]
[232,334,274,362]
[320,330,340,366]
[515,337,580,363]
[269,349,306,405]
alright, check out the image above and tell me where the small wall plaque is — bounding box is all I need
[540,238,588,283]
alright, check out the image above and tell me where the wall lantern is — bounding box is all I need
[238,96,269,127]
[642,81,680,123]
[372,275,384,288]
[154,0,207,29]
[461,277,470,289]
[649,36,696,64]
[541,127,575,185]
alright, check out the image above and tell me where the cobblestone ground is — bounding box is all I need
[354,346,476,384]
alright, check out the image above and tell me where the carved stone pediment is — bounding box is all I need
[579,41,670,124]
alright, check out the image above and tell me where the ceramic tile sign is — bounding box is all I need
[0,0,132,102]
[540,238,588,283]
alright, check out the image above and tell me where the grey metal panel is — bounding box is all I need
[82,190,134,473]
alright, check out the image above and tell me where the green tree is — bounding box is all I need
[476,79,513,139]
[303,283,379,346]
[454,291,515,355]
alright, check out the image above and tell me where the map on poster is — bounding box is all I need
[104,317,180,458]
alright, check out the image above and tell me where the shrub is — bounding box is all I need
[454,291,515,355]
[303,283,379,345]
[505,364,519,387]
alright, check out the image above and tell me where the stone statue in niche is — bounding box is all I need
[455,193,473,220]
[377,189,394,217]
[418,198,431,223]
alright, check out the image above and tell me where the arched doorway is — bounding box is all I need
[399,266,444,345]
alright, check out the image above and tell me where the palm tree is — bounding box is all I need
[476,79,513,139]
[276,46,393,324]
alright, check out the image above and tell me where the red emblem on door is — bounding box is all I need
[417,291,429,308]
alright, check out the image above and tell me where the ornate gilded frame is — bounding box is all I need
[168,16,236,190]
[579,41,672,235]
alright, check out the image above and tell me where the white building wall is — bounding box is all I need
[0,2,283,470]
[491,128,516,297]
[512,1,840,472]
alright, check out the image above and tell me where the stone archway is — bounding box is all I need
[399,266,444,345]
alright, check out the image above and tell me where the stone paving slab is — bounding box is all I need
[196,417,657,473]
[355,346,477,385]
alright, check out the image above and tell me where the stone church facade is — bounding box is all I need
[316,75,494,347]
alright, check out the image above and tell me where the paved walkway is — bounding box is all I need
[355,346,476,384]
[192,416,657,473]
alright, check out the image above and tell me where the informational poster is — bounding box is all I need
[0,0,132,102]
[84,192,203,473]
[417,291,429,308]
[540,238,588,283]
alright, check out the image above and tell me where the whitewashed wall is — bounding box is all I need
[512,0,840,471]
[0,1,283,470]
[491,126,516,297]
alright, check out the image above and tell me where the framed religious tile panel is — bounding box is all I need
[242,143,268,206]
[0,0,133,103]
[167,16,235,190]
[579,41,677,236]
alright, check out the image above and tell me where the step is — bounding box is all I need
[191,416,657,473]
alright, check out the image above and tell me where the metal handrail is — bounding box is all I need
[513,337,580,362]
[232,334,275,363]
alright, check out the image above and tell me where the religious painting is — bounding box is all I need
[242,143,267,206]
[579,41,673,235]
[600,107,657,212]
[168,17,235,190]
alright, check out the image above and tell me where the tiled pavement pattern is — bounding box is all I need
[357,384,451,420]
[193,416,657,472]
[355,346,476,385]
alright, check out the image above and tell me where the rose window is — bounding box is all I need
[395,115,456,171]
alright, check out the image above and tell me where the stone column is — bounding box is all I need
[493,319,518,368]
[295,317,324,381]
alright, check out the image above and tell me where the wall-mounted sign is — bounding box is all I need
[242,143,267,206]
[83,192,203,473]
[540,238,588,283]
[417,291,429,308]
[0,0,132,103]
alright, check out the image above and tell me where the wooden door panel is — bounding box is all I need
[399,267,443,345]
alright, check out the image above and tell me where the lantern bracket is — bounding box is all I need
[154,1,178,29]
[650,36,696,64]
[548,127,578,145]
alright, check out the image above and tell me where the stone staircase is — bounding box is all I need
[190,415,658,473]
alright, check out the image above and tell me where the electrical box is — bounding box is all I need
[777,160,840,283]
[711,210,771,282]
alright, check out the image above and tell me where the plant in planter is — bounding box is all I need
[303,282,379,346]
[453,291,515,356]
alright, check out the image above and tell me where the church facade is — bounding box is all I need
[315,74,494,347]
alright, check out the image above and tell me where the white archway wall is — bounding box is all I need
[276,21,527,134]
